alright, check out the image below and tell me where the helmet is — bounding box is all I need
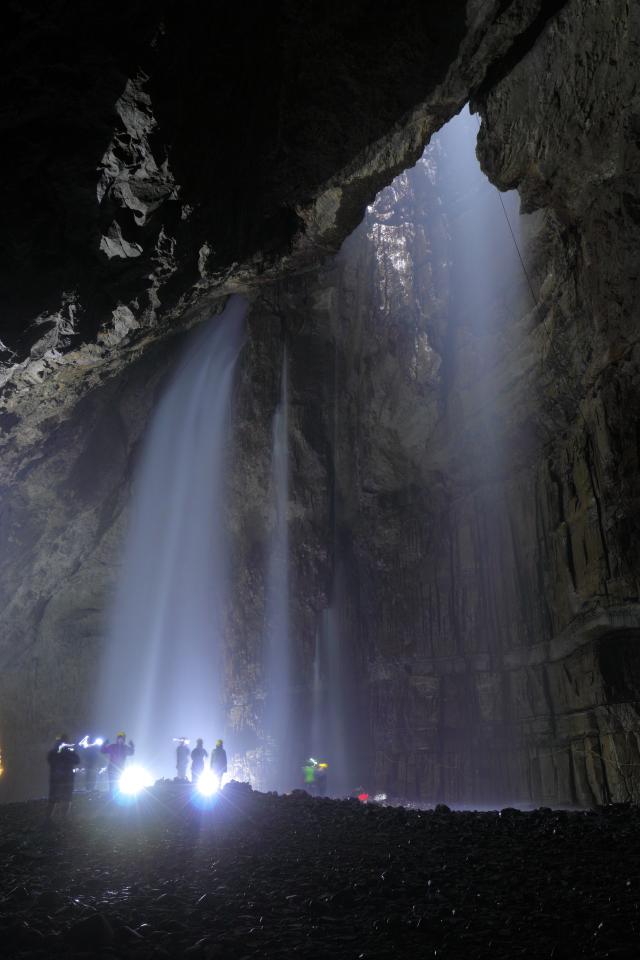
[116,731,126,739]
[216,739,223,747]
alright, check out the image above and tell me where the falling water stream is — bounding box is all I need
[312,603,352,795]
[96,295,247,775]
[262,345,292,789]
[310,338,354,796]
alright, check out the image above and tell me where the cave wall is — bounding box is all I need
[472,0,640,801]
[323,0,640,804]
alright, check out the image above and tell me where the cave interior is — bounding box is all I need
[0,0,639,813]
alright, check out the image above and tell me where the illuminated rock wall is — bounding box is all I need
[321,0,640,804]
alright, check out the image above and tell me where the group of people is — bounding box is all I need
[175,737,228,788]
[46,731,135,819]
[46,730,228,820]
[47,733,332,819]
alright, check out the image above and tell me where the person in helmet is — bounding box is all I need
[315,761,328,797]
[210,739,227,790]
[46,734,80,822]
[176,738,190,780]
[101,731,135,793]
[302,759,316,793]
[190,738,208,782]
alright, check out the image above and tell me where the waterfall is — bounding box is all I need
[311,587,355,797]
[96,295,247,775]
[309,340,358,797]
[310,627,323,762]
[262,344,292,789]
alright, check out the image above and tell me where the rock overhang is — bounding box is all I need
[0,1,567,380]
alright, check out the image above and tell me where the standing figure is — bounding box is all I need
[190,738,208,783]
[210,739,227,790]
[176,738,190,779]
[315,762,328,797]
[302,759,316,794]
[101,731,135,793]
[46,735,80,821]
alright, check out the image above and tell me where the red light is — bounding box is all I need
[358,792,369,803]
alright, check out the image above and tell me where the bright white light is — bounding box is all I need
[118,765,154,796]
[79,735,104,748]
[196,770,219,797]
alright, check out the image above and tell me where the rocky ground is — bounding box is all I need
[1,783,639,959]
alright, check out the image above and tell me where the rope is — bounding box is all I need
[472,112,594,433]
[496,189,537,308]
[472,112,537,308]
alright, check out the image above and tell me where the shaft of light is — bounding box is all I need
[263,344,293,789]
[94,295,247,776]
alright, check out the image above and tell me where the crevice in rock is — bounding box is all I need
[472,0,570,103]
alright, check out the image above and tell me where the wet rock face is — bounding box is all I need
[470,0,640,802]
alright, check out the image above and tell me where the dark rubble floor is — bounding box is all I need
[1,784,640,959]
